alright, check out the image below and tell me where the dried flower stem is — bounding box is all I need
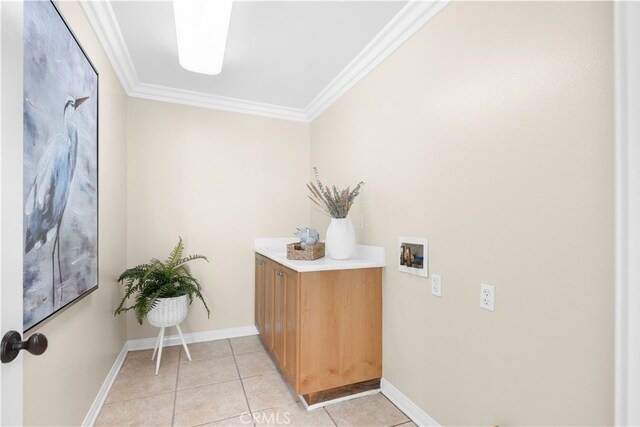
[307,167,364,218]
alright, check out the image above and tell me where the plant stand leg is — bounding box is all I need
[155,326,165,375]
[151,328,162,361]
[176,323,191,362]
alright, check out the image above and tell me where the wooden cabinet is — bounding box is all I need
[255,253,381,402]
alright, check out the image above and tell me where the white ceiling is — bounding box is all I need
[81,1,449,122]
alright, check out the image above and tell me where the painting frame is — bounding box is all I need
[398,237,428,278]
[23,0,100,332]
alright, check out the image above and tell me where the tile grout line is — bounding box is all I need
[101,349,182,406]
[171,344,182,426]
[381,393,412,425]
[323,406,339,427]
[231,338,257,427]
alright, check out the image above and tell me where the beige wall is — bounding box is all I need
[126,98,309,339]
[310,2,614,425]
[22,1,129,426]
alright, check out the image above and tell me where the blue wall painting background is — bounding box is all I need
[23,1,98,330]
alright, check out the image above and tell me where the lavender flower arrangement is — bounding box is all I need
[307,167,364,219]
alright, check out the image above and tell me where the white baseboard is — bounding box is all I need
[81,342,128,427]
[381,378,440,427]
[126,325,259,351]
[300,388,381,411]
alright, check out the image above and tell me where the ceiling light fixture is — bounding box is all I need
[173,0,233,75]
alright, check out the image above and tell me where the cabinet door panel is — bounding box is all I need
[263,261,275,349]
[298,268,382,394]
[255,255,265,334]
[283,266,299,390]
[273,270,285,363]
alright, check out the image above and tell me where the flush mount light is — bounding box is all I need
[173,0,233,75]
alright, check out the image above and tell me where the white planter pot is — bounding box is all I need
[147,295,188,327]
[325,216,356,260]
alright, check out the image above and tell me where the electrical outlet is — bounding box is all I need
[356,214,364,229]
[480,283,495,312]
[431,274,442,297]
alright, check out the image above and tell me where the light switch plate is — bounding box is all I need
[432,274,442,297]
[480,283,495,311]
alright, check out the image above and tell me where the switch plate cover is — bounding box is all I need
[480,283,495,311]
[432,274,442,297]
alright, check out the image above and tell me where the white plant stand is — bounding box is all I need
[147,295,191,375]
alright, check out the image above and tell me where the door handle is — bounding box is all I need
[1,330,48,363]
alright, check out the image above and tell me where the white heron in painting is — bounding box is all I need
[24,95,89,307]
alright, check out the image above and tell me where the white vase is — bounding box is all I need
[147,295,188,327]
[325,216,356,260]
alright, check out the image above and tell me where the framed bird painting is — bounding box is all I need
[23,0,99,331]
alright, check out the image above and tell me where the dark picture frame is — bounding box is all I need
[23,0,99,332]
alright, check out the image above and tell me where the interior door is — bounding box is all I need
[0,1,25,425]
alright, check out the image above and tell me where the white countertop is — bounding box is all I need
[255,237,385,272]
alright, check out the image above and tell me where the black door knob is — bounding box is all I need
[1,330,48,363]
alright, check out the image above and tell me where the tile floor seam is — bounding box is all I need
[232,348,267,356]
[104,380,179,406]
[178,349,236,363]
[101,390,176,407]
[381,393,410,424]
[238,371,277,381]
[173,375,243,395]
[323,406,339,427]
[171,343,182,426]
[248,398,299,415]
[230,339,257,426]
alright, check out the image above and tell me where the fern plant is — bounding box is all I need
[115,237,211,325]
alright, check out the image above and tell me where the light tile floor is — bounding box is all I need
[96,335,415,427]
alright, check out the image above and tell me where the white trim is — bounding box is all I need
[615,2,640,426]
[126,325,258,351]
[78,0,138,94]
[381,378,439,427]
[79,0,450,122]
[81,343,128,427]
[304,0,450,121]
[300,388,380,411]
[130,83,309,123]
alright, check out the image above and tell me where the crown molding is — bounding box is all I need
[79,0,308,122]
[79,0,138,93]
[131,82,309,122]
[303,0,451,121]
[80,0,450,123]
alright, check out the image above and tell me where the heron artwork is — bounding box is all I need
[23,0,98,331]
[25,96,89,306]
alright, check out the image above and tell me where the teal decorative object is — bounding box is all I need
[295,227,320,249]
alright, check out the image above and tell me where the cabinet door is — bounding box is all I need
[255,255,266,334]
[263,260,275,350]
[272,269,285,363]
[298,268,382,394]
[282,266,298,389]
